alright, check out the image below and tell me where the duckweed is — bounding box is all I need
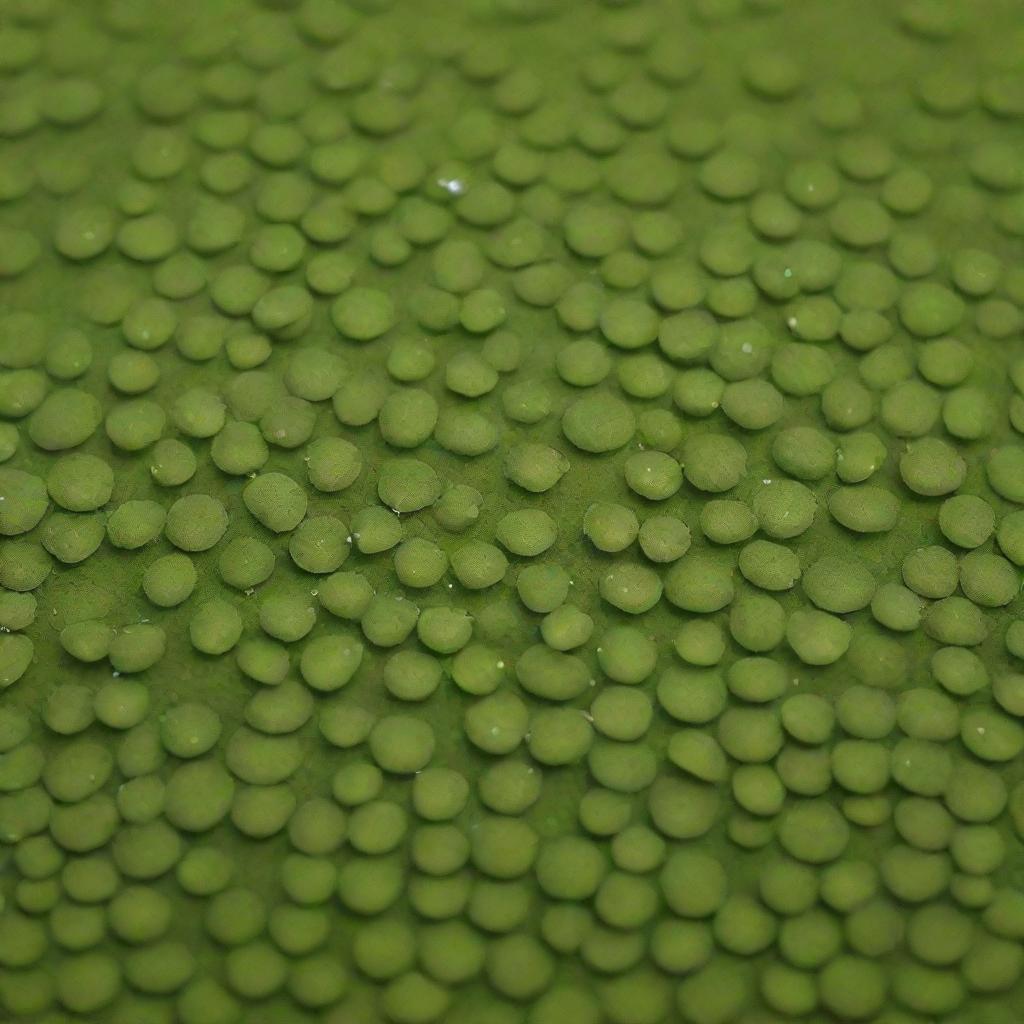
[1,1,1024,1020]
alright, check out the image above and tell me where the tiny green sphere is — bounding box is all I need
[377,458,441,514]
[593,626,656,686]
[504,443,570,493]
[495,508,558,556]
[681,433,747,492]
[211,420,269,476]
[451,540,508,589]
[417,606,473,654]
[445,350,499,397]
[699,500,757,546]
[243,472,307,533]
[171,388,226,439]
[987,446,1024,503]
[584,502,639,553]
[786,609,852,665]
[333,288,397,339]
[960,550,1019,607]
[721,379,784,430]
[899,281,965,337]
[189,599,244,655]
[109,623,167,674]
[599,297,659,350]
[638,514,691,563]
[836,431,887,484]
[624,451,682,500]
[28,388,102,451]
[149,438,197,487]
[771,426,835,481]
[828,485,900,533]
[802,555,875,613]
[306,437,362,493]
[517,562,571,613]
[752,479,817,539]
[902,545,958,599]
[778,800,850,864]
[142,553,197,607]
[517,645,590,702]
[164,494,229,552]
[939,494,995,549]
[55,952,122,1014]
[562,391,636,452]
[923,596,987,646]
[899,437,966,496]
[218,536,276,592]
[471,815,538,880]
[289,515,350,575]
[46,454,113,513]
[599,562,663,614]
[819,956,887,1020]
[370,715,435,774]
[541,604,595,652]
[556,338,612,387]
[738,540,801,592]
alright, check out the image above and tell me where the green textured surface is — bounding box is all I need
[4,0,1024,1021]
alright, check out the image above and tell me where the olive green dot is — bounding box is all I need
[243,472,307,533]
[259,586,318,643]
[681,433,747,492]
[331,286,395,341]
[786,609,852,665]
[562,391,635,452]
[828,485,900,533]
[599,562,662,614]
[28,388,102,451]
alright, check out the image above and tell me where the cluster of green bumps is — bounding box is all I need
[4,0,1024,1022]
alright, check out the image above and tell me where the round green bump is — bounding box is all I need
[369,715,435,774]
[899,281,965,337]
[681,433,747,492]
[243,472,307,533]
[924,596,988,646]
[331,286,395,341]
[828,485,899,533]
[46,455,113,513]
[787,609,852,665]
[189,599,244,655]
[143,553,197,608]
[562,391,635,452]
[28,389,102,451]
[164,494,228,552]
[623,451,682,501]
[211,420,269,476]
[939,494,994,549]
[260,587,318,643]
[600,297,659,350]
[803,555,875,613]
[738,540,800,592]
[218,536,276,592]
[899,437,966,496]
[495,508,557,557]
[753,480,817,539]
[504,443,569,493]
